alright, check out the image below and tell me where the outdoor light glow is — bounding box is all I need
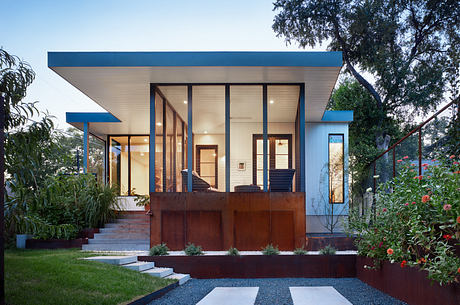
[156,122,162,126]
[183,100,188,104]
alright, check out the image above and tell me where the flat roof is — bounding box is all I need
[48,51,343,68]
[49,51,343,136]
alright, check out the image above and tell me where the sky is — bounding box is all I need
[2,0,322,130]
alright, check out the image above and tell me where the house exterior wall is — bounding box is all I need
[305,122,350,233]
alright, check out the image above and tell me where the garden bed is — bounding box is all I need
[138,254,356,278]
[26,238,88,249]
[305,234,356,250]
[356,256,460,305]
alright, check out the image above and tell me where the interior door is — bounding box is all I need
[253,134,292,187]
[196,145,218,188]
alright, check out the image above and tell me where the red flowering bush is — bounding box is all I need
[348,155,460,285]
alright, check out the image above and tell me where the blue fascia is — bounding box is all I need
[66,112,121,123]
[321,111,354,122]
[49,51,343,68]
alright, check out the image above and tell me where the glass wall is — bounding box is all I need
[328,134,344,203]
[109,136,129,195]
[130,136,149,195]
[176,119,183,192]
[155,93,164,192]
[230,85,262,191]
[165,104,174,192]
[88,134,105,183]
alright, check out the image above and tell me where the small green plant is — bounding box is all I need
[149,243,169,256]
[319,245,337,255]
[262,244,280,255]
[227,247,240,256]
[293,247,308,255]
[184,243,203,256]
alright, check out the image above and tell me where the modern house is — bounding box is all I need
[49,51,352,250]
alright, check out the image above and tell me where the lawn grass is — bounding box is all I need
[5,249,176,305]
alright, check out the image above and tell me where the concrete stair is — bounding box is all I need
[84,256,190,285]
[82,213,150,251]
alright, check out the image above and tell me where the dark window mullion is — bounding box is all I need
[163,97,167,192]
[127,135,131,196]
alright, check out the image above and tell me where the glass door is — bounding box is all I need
[196,145,218,188]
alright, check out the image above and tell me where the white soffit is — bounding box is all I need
[52,66,340,135]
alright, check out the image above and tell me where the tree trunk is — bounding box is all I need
[0,94,5,305]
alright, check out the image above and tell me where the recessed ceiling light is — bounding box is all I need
[144,138,148,142]
[204,130,208,134]
[156,122,162,126]
[270,100,274,104]
[140,153,145,156]
[183,100,188,104]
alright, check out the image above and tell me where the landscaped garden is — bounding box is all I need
[5,249,175,305]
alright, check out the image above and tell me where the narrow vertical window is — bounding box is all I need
[328,134,344,203]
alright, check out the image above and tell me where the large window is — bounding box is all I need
[130,136,149,195]
[328,134,344,203]
[109,136,129,195]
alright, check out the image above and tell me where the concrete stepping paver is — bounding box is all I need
[196,287,259,305]
[122,261,155,272]
[290,286,353,305]
[142,267,174,278]
[83,255,137,265]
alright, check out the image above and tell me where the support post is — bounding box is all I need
[418,128,422,176]
[149,84,156,193]
[263,85,268,192]
[83,122,89,173]
[225,84,230,192]
[299,84,306,192]
[187,85,193,192]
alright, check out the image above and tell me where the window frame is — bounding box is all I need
[328,133,345,204]
[196,145,218,188]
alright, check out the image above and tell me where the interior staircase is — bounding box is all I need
[84,255,190,285]
[82,212,150,251]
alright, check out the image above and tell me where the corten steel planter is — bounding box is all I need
[138,255,356,278]
[25,238,88,249]
[357,256,460,305]
[305,235,356,251]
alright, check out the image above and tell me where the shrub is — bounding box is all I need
[319,245,337,255]
[262,244,280,255]
[293,247,308,255]
[184,243,203,256]
[348,155,460,285]
[227,247,240,256]
[149,243,169,256]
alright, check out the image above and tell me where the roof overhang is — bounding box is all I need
[49,51,343,135]
[321,110,353,122]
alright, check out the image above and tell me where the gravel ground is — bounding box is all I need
[149,278,407,305]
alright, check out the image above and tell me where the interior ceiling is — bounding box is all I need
[53,66,341,136]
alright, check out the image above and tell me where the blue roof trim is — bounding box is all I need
[321,111,354,122]
[48,51,343,68]
[66,112,121,123]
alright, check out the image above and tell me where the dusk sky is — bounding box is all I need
[2,0,321,129]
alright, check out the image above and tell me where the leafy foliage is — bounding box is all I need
[262,244,280,255]
[149,243,169,256]
[184,243,203,256]
[293,247,308,255]
[347,154,460,285]
[227,247,240,256]
[319,245,337,255]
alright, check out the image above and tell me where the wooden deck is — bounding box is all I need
[149,192,306,251]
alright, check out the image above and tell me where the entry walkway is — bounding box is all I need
[148,278,407,305]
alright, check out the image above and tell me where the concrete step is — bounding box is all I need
[119,213,149,218]
[104,223,149,229]
[83,255,137,265]
[141,267,173,278]
[116,218,150,224]
[88,238,149,244]
[99,227,149,234]
[165,273,191,285]
[93,233,149,240]
[122,261,155,272]
[82,243,149,251]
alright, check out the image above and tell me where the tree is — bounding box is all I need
[273,0,460,147]
[1,49,38,305]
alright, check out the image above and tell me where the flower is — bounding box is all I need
[411,163,415,166]
[417,257,426,264]
[411,201,416,205]
[422,195,430,203]
[443,204,452,211]
[454,161,459,165]
[454,171,460,174]
[371,246,376,250]
[457,216,460,224]
[378,241,383,248]
[400,260,407,268]
[449,155,455,159]
[443,234,452,240]
[397,159,403,163]
[432,158,437,162]
[387,248,394,255]
[458,267,460,274]
[403,156,409,159]
[382,208,388,212]
[422,163,428,167]
[404,203,409,206]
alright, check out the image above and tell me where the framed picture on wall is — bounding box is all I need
[237,161,246,171]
